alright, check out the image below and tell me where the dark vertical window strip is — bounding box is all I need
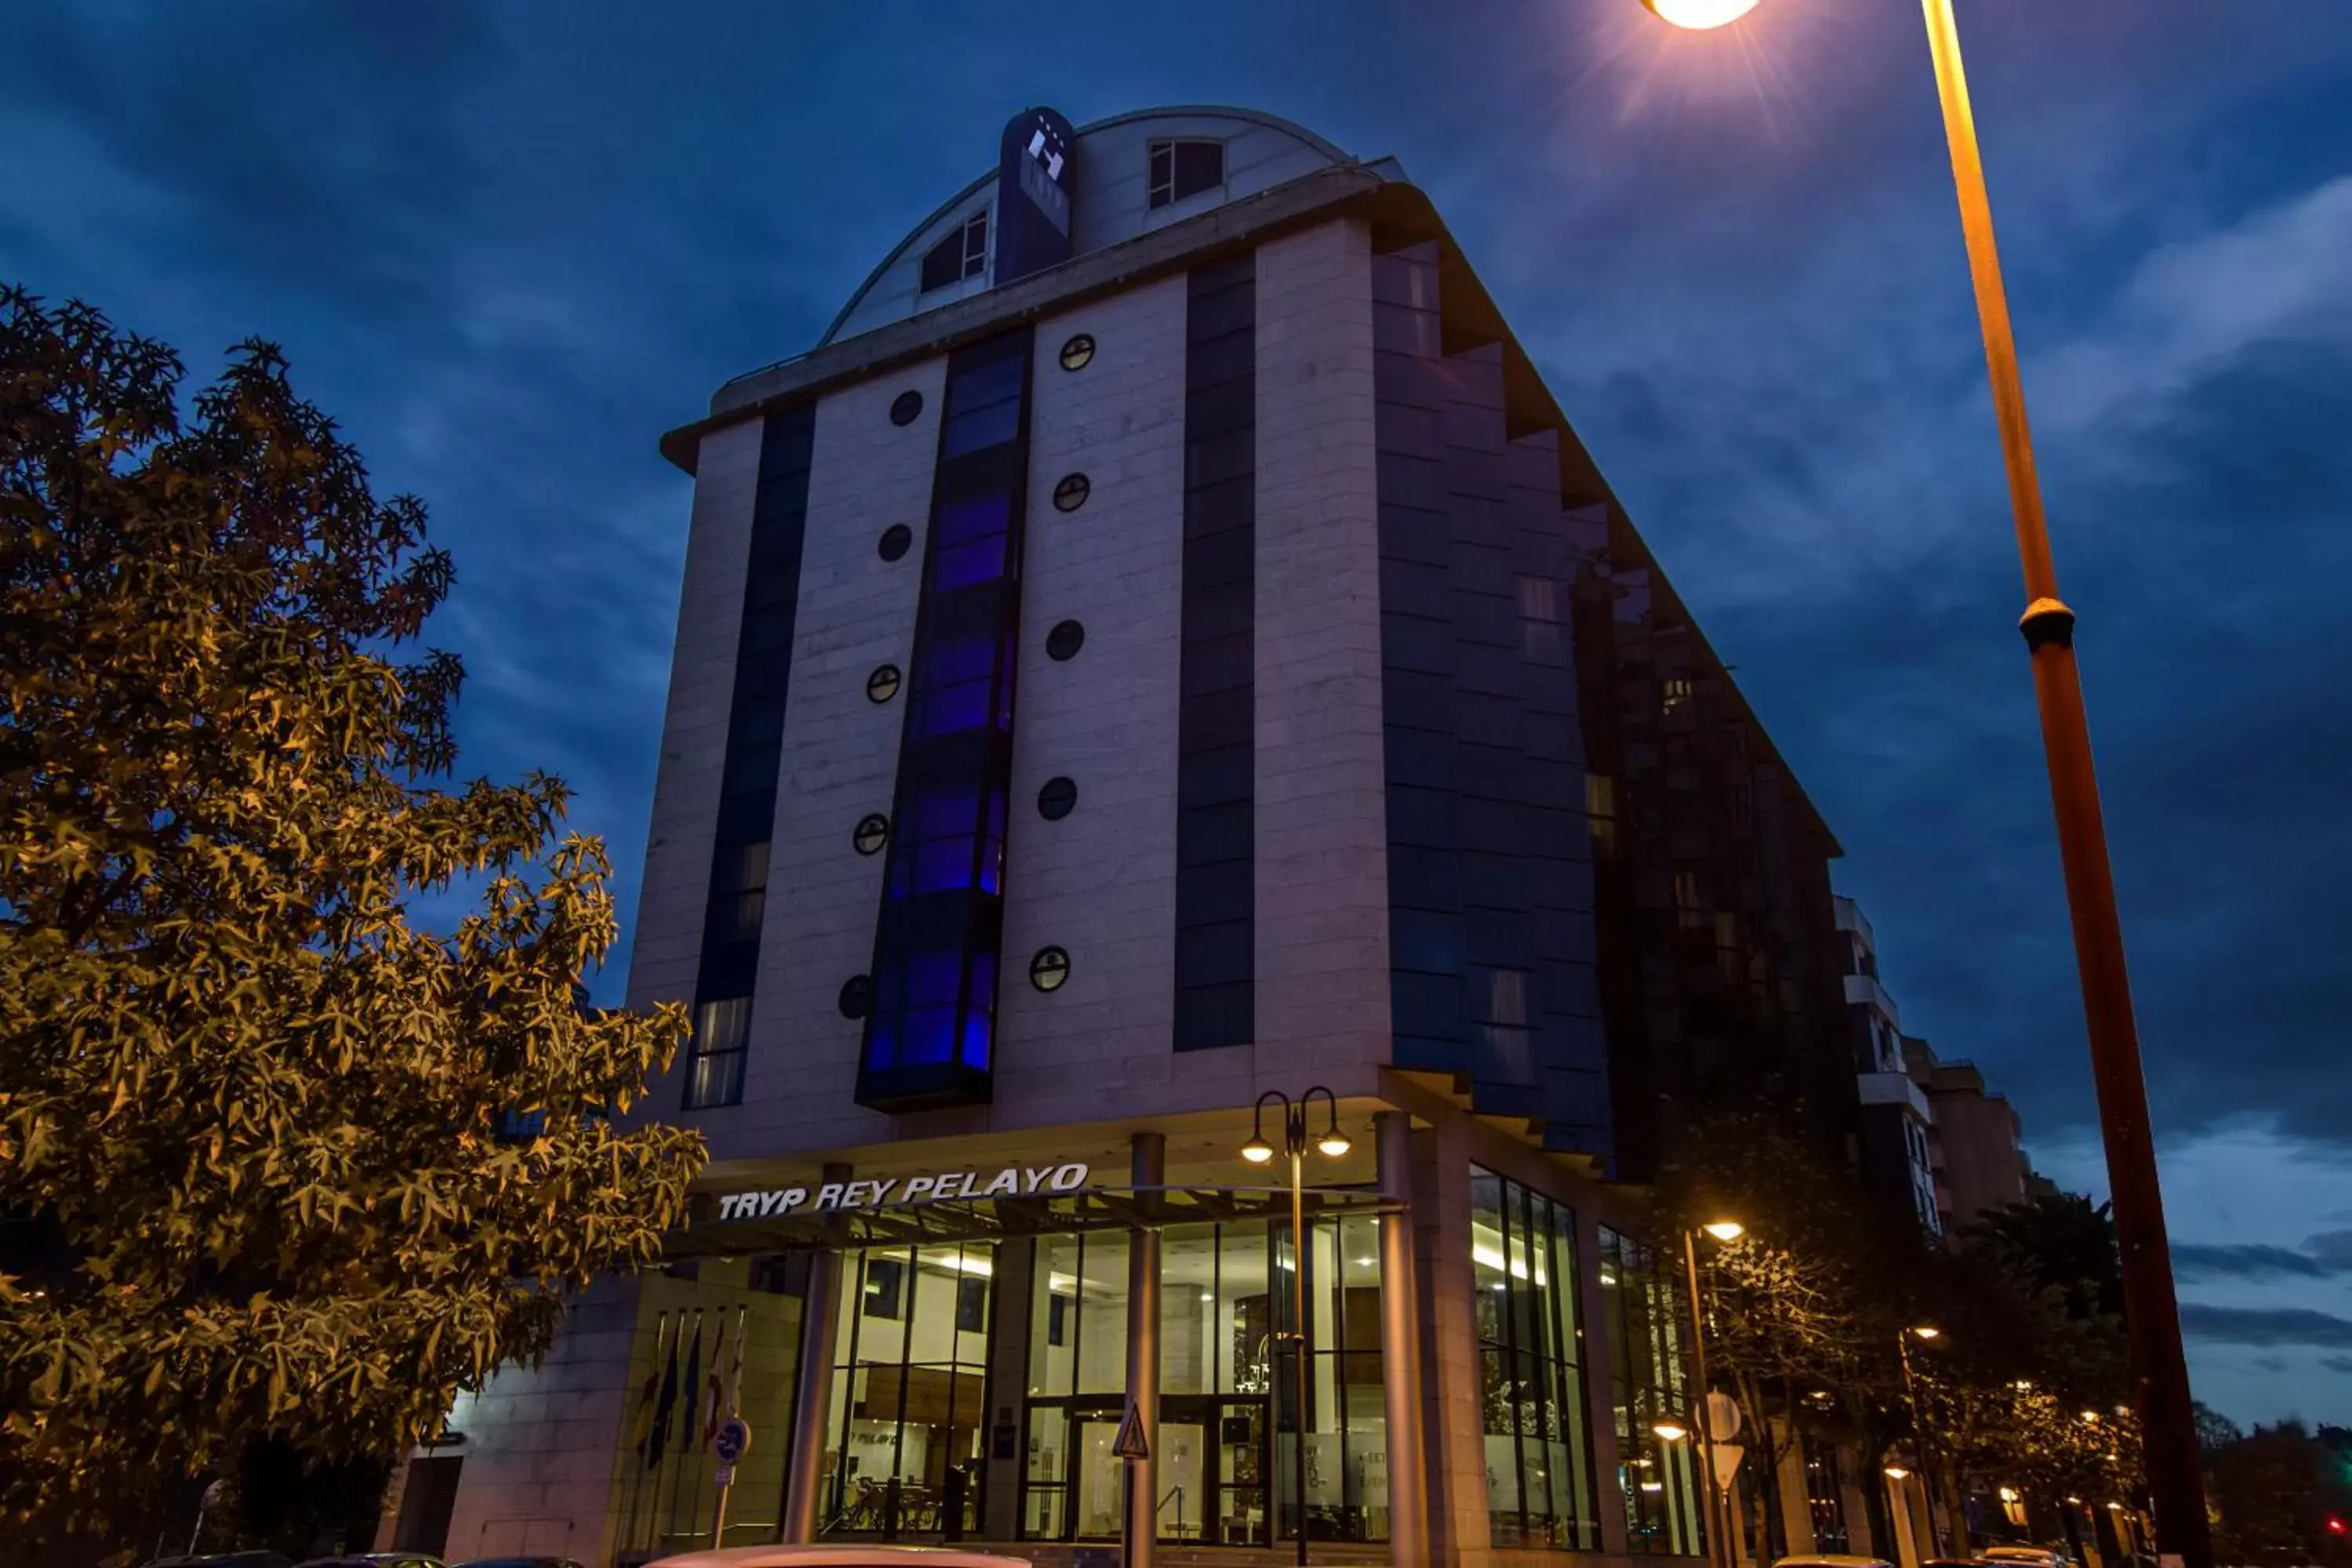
[1373,241,1465,1080]
[684,403,817,1109]
[1374,240,1613,1159]
[1174,252,1258,1051]
[856,330,1035,1111]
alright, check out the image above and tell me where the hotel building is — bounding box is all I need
[387,105,1864,1568]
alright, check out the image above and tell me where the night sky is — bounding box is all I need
[5,0,2347,1428]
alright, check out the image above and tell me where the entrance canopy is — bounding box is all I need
[662,1182,1399,1258]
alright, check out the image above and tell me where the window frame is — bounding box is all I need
[1148,137,1228,210]
[920,209,992,293]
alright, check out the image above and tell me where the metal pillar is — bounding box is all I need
[1917,4,2209,1562]
[1683,1231,1730,1568]
[781,1163,851,1544]
[1374,1112,1430,1568]
[1126,1132,1164,1568]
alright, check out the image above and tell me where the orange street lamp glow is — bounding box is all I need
[1702,1220,1746,1242]
[1641,0,1760,27]
[1653,1421,1690,1443]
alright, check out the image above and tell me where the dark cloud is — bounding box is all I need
[2322,1356,2352,1378]
[2172,1245,2337,1283]
[2179,1306,2352,1350]
[5,0,2350,1418]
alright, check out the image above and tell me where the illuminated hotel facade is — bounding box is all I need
[387,106,1867,1568]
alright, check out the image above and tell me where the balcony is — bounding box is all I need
[1858,1070,1933,1121]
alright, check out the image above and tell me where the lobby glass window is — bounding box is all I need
[823,1241,996,1538]
[1149,139,1225,209]
[920,210,989,292]
[1024,1219,1388,1548]
[1471,1170,1599,1551]
[1599,1227,1706,1557]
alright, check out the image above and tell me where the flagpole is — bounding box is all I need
[662,1309,705,1552]
[623,1310,671,1555]
[709,1303,746,1550]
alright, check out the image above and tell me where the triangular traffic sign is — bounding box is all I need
[1112,1400,1150,1461]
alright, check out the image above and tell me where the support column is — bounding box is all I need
[1126,1133,1165,1568]
[982,1237,1037,1542]
[781,1163,850,1544]
[1414,1119,1494,1568]
[1376,1112,1431,1568]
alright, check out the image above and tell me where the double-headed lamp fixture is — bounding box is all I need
[1240,1087,1350,1164]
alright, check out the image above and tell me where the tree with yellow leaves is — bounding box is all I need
[0,287,706,1539]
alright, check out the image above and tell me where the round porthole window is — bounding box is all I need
[866,664,902,704]
[878,524,913,561]
[1029,946,1071,993]
[838,975,873,1020]
[1045,620,1085,662]
[1058,333,1096,372]
[1052,472,1091,513]
[1037,775,1078,821]
[889,390,924,426]
[852,813,890,856]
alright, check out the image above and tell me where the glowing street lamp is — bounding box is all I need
[1653,1420,1690,1443]
[1630,3,2212,1561]
[1639,0,1759,28]
[1701,1219,1746,1243]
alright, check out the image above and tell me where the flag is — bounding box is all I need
[648,1318,681,1470]
[728,1305,746,1419]
[678,1314,705,1455]
[702,1313,728,1446]
[630,1313,668,1464]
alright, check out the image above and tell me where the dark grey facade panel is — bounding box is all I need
[682,401,818,1109]
[1174,252,1258,1052]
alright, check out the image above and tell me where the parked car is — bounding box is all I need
[453,1559,587,1568]
[1984,1549,2074,1568]
[1770,1557,1896,1568]
[142,1555,296,1568]
[297,1555,445,1568]
[647,1548,1031,1568]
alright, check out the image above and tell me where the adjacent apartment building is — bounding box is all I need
[1833,896,2031,1241]
[383,105,1865,1568]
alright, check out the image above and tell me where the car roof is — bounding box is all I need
[1772,1558,1896,1568]
[647,1549,1033,1568]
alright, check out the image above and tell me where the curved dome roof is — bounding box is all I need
[820,106,1354,348]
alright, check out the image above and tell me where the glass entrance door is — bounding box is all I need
[1070,1414,1124,1541]
[1155,1400,1208,1542]
[1209,1397,1270,1546]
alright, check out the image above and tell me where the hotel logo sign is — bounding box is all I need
[715,1161,1091,1221]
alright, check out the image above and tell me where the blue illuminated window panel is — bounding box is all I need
[857,330,1033,1110]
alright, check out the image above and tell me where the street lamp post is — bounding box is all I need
[1635,5,2213,1563]
[1898,1327,1947,1555]
[1681,1220,1744,1568]
[1242,1088,1352,1568]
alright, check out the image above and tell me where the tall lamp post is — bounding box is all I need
[1241,1087,1352,1568]
[1897,1326,1947,1555]
[1681,1219,1746,1568]
[1636,5,2212,1563]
